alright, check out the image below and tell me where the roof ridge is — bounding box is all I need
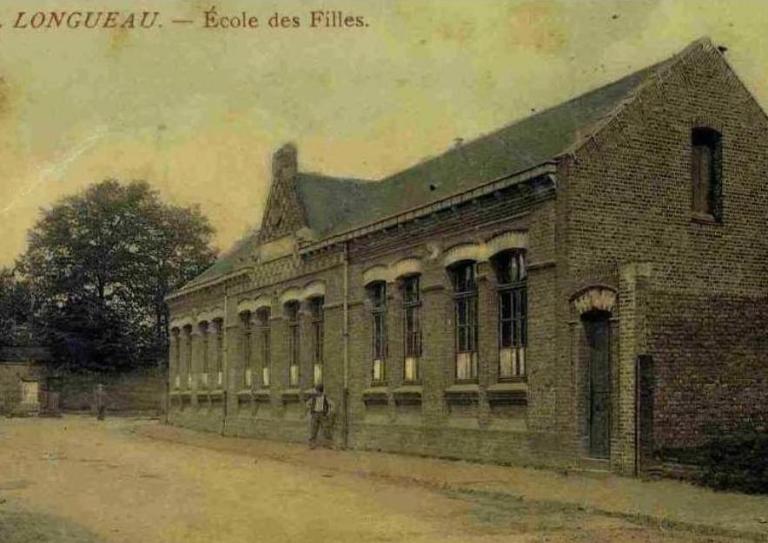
[559,36,717,158]
[296,171,373,184]
[378,37,714,184]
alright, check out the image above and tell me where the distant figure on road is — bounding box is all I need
[305,384,334,449]
[94,383,107,420]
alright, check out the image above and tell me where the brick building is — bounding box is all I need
[166,38,768,475]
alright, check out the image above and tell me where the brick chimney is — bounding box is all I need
[272,142,298,183]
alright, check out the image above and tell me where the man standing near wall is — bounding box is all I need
[94,383,107,420]
[305,384,334,449]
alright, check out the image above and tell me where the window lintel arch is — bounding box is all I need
[302,280,326,300]
[278,287,302,306]
[485,231,528,260]
[570,285,618,316]
[363,265,390,286]
[443,243,483,268]
[391,257,423,280]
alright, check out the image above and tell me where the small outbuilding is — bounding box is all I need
[0,347,56,416]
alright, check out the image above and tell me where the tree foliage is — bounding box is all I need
[0,268,34,346]
[16,180,216,372]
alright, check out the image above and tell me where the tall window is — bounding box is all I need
[493,250,527,380]
[172,328,181,389]
[402,275,422,383]
[241,312,253,388]
[310,297,324,386]
[256,308,271,387]
[183,325,193,388]
[213,318,224,387]
[199,321,209,387]
[691,127,723,220]
[368,281,387,383]
[286,301,300,387]
[451,261,478,381]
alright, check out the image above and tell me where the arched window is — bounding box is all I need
[401,275,422,383]
[285,301,301,387]
[691,127,723,221]
[213,318,224,387]
[450,260,478,382]
[198,321,210,388]
[240,311,253,388]
[171,328,181,389]
[309,296,324,386]
[256,308,271,387]
[182,325,193,389]
[367,281,388,384]
[492,250,527,380]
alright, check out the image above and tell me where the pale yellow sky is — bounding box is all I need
[1,0,766,265]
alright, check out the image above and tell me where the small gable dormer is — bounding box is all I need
[258,143,308,244]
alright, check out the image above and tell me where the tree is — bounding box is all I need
[17,180,216,372]
[0,267,35,346]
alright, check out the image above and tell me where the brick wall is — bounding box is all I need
[563,41,768,467]
[167,41,767,474]
[648,291,768,449]
[59,368,164,415]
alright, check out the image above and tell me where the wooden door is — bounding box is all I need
[585,316,611,458]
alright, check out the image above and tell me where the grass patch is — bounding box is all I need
[0,507,103,543]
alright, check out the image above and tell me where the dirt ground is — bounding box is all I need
[0,417,758,543]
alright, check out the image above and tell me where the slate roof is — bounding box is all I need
[297,60,666,238]
[190,227,261,284]
[184,40,702,289]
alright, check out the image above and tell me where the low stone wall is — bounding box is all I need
[59,368,165,416]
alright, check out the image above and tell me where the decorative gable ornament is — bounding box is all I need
[258,143,309,244]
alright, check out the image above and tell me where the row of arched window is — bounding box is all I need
[365,248,527,385]
[172,248,527,390]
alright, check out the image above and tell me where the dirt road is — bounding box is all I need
[0,417,753,542]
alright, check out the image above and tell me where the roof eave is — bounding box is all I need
[300,160,558,254]
[166,161,558,302]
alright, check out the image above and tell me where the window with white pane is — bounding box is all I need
[241,311,253,388]
[285,301,301,387]
[199,321,210,388]
[256,308,271,387]
[450,260,478,382]
[172,328,181,389]
[401,275,421,383]
[183,325,193,388]
[493,250,527,380]
[213,318,224,387]
[368,281,387,384]
[310,296,324,386]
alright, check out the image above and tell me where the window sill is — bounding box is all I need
[253,389,271,402]
[281,388,301,398]
[363,386,389,397]
[487,382,528,406]
[444,384,480,404]
[488,382,528,393]
[393,385,422,396]
[236,389,253,398]
[393,385,422,406]
[363,386,389,406]
[691,212,721,225]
